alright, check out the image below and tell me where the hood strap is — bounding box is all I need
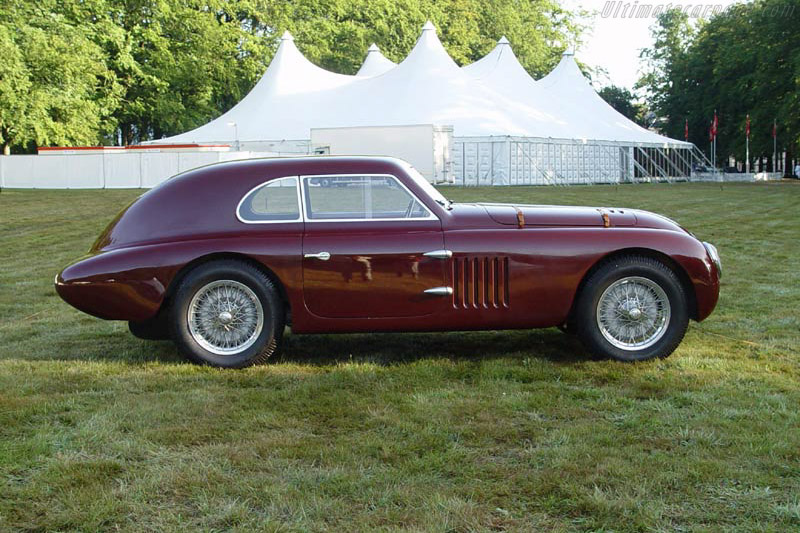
[597,209,611,227]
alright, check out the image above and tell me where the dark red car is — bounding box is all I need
[56,156,721,367]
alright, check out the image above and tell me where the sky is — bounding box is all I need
[560,0,745,90]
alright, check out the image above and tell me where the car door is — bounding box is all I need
[300,174,448,319]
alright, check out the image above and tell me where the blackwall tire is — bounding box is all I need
[168,260,283,368]
[574,256,689,362]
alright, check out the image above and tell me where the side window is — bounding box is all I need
[303,175,431,220]
[238,177,300,222]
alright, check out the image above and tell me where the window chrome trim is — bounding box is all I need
[236,176,302,224]
[299,173,439,223]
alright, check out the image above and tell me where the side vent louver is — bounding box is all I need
[452,257,509,309]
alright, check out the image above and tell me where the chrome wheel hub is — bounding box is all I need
[596,276,671,351]
[188,280,264,355]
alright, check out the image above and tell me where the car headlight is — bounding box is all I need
[703,242,721,278]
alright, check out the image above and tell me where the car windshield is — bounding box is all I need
[402,163,452,209]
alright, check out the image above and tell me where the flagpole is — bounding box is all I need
[713,134,716,173]
[712,110,717,174]
[746,136,749,174]
[745,114,750,174]
[773,119,777,174]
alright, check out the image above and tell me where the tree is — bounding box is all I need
[637,1,799,167]
[255,0,583,77]
[1,0,586,149]
[0,24,30,155]
[0,0,121,154]
[636,8,694,141]
[598,86,644,126]
[107,0,275,145]
[134,0,582,142]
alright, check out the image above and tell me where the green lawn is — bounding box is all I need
[1,182,799,532]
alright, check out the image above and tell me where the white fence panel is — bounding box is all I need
[65,155,105,188]
[140,153,180,188]
[104,153,142,188]
[0,151,287,189]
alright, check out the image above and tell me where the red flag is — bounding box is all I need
[745,114,750,138]
[685,118,689,141]
[772,119,777,138]
[709,122,713,142]
[711,111,718,138]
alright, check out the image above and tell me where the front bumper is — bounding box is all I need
[702,241,722,279]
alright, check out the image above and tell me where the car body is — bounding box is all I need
[56,156,720,366]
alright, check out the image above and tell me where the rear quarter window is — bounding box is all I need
[237,176,300,222]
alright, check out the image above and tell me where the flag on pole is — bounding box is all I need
[685,118,689,141]
[709,121,714,141]
[745,114,750,138]
[711,110,718,139]
[772,119,777,138]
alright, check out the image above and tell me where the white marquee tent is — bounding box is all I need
[146,22,701,185]
[464,38,689,147]
[356,44,396,77]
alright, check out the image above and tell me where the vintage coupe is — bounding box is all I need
[56,156,720,367]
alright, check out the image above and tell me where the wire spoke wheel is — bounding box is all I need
[596,276,671,351]
[187,280,264,355]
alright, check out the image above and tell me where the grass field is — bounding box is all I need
[1,182,799,532]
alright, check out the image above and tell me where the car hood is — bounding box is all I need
[467,203,684,232]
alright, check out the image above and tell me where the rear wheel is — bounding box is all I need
[574,256,688,362]
[169,260,283,368]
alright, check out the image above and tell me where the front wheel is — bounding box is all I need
[574,256,689,362]
[169,260,284,368]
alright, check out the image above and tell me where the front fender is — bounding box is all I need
[589,229,720,321]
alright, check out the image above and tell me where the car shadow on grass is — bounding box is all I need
[276,328,590,367]
[20,327,590,367]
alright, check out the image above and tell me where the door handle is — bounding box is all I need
[423,249,453,259]
[423,286,453,296]
[304,251,331,261]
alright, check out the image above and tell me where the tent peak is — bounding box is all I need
[280,30,294,41]
[497,36,510,45]
[562,50,574,56]
[421,20,436,32]
[357,43,396,76]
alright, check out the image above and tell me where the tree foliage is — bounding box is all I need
[598,85,645,126]
[0,0,121,154]
[0,0,583,152]
[637,0,800,165]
